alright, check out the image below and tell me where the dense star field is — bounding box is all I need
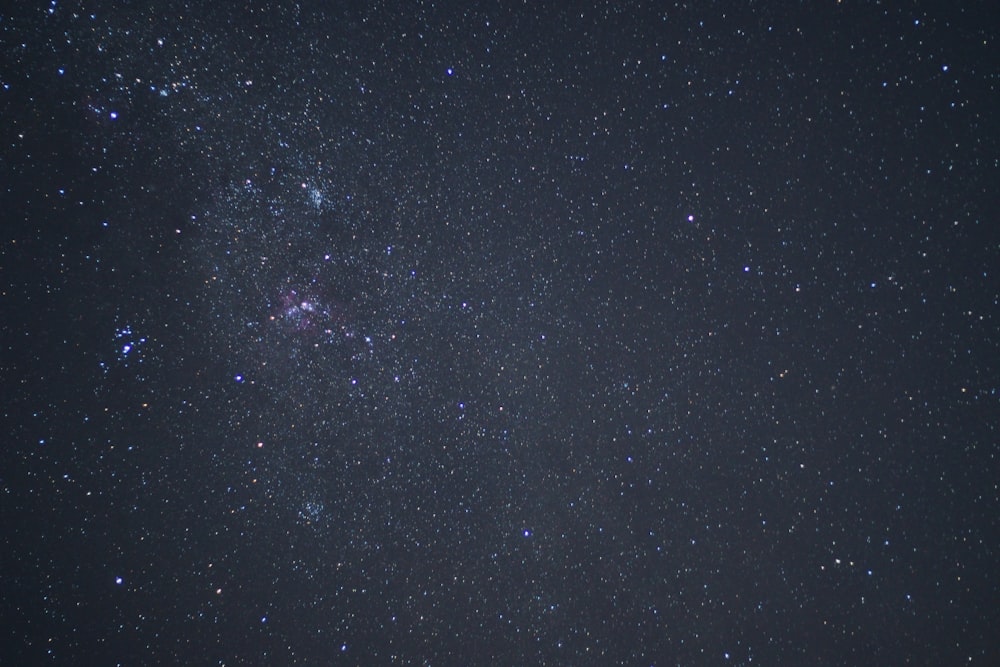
[2,2,998,665]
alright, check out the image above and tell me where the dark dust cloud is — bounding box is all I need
[2,2,998,665]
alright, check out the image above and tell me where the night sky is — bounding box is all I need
[2,2,998,665]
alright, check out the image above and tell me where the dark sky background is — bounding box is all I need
[2,2,998,665]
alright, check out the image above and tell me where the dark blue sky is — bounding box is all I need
[2,2,997,665]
